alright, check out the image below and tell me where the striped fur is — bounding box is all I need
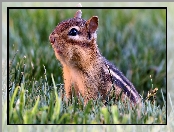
[49,10,141,105]
[104,58,140,104]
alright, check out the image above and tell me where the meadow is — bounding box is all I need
[8,8,166,124]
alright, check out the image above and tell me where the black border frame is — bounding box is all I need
[7,6,167,125]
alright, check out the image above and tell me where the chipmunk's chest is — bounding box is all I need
[63,67,86,95]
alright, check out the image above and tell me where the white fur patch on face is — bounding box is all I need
[68,34,82,41]
[68,26,80,31]
[93,32,97,39]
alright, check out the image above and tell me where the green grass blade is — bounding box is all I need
[9,86,19,119]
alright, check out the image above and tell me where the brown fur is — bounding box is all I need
[49,10,141,105]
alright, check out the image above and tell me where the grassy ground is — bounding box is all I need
[7,8,166,124]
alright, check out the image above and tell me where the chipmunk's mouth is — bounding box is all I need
[55,49,62,54]
[52,43,63,55]
[49,34,63,54]
[49,34,56,45]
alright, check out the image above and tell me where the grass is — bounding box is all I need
[7,8,166,124]
[8,60,166,124]
[8,57,166,124]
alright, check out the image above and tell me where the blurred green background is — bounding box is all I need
[9,8,166,106]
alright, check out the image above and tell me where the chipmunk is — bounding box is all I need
[49,10,141,105]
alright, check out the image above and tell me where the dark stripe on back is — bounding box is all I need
[104,58,139,103]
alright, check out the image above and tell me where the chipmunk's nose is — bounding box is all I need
[49,34,55,44]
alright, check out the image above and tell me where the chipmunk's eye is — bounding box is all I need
[68,28,78,36]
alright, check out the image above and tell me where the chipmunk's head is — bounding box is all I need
[49,10,100,68]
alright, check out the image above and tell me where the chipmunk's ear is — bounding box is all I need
[86,16,98,33]
[74,10,82,18]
